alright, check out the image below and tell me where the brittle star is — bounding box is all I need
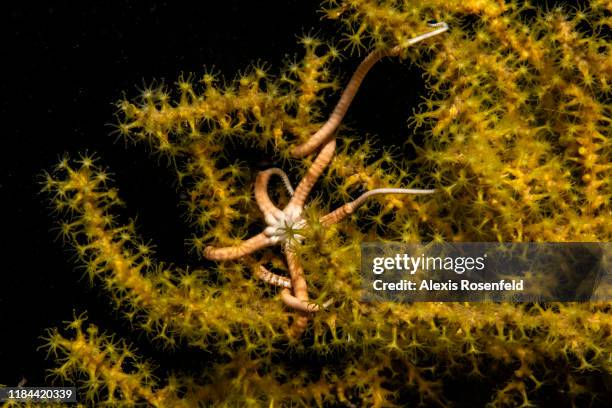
[204,22,448,336]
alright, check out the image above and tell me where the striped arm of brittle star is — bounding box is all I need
[256,264,292,289]
[203,232,274,261]
[255,169,288,221]
[290,22,449,158]
[320,188,436,227]
[287,138,337,211]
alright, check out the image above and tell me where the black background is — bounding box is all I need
[2,0,426,388]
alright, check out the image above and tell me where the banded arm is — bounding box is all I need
[256,265,292,289]
[203,232,274,261]
[255,168,292,222]
[290,22,449,158]
[320,188,436,227]
[287,138,337,211]
[283,244,312,336]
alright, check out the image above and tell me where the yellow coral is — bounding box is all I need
[34,1,611,406]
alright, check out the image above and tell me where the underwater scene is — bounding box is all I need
[3,0,611,406]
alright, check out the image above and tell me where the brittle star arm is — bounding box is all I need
[257,187,436,286]
[286,138,337,212]
[282,244,313,337]
[267,167,295,195]
[281,244,336,337]
[255,168,290,222]
[320,187,436,227]
[282,245,315,313]
[256,265,293,289]
[203,232,274,261]
[290,22,449,158]
[259,265,334,307]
